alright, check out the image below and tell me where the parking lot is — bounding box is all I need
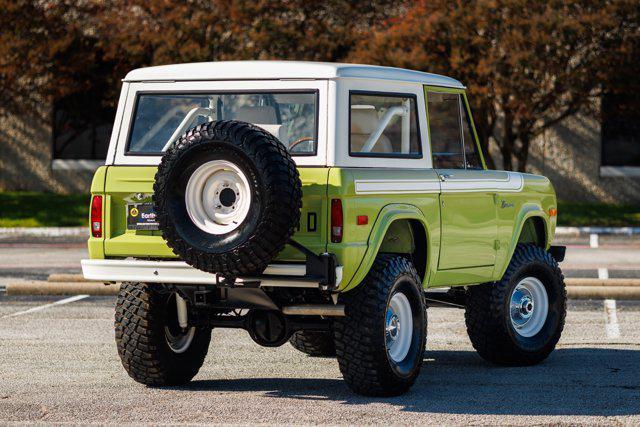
[0,238,639,424]
[0,294,638,424]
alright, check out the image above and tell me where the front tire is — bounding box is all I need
[115,282,211,386]
[465,244,566,366]
[333,255,427,396]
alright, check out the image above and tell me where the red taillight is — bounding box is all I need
[331,199,343,243]
[90,195,103,238]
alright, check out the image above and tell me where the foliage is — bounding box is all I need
[0,192,89,227]
[557,202,640,227]
[351,0,640,171]
[0,1,638,172]
[0,0,401,112]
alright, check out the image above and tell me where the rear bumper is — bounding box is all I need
[81,259,343,289]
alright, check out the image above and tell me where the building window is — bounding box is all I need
[52,91,115,169]
[600,52,640,177]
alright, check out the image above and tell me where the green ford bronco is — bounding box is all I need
[82,61,566,396]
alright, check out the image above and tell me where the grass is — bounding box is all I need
[557,202,640,227]
[0,192,89,227]
[0,192,638,228]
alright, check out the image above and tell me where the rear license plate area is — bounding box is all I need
[126,203,159,231]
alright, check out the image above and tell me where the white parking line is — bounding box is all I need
[589,233,599,248]
[0,294,89,319]
[604,299,621,339]
[598,268,609,280]
[598,267,620,339]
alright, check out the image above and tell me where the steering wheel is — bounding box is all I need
[288,137,315,152]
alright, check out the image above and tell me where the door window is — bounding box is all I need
[460,99,483,169]
[427,91,483,170]
[427,92,464,168]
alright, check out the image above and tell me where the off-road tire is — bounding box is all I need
[465,244,566,366]
[154,120,302,277]
[333,255,427,397]
[115,282,211,386]
[289,331,336,357]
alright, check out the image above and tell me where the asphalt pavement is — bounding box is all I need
[0,295,638,424]
[0,237,639,424]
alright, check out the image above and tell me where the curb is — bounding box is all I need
[0,227,87,237]
[556,226,640,236]
[48,274,92,283]
[6,281,120,296]
[5,275,640,299]
[566,286,640,300]
[565,278,640,287]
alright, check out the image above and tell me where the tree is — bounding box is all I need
[0,0,107,113]
[351,0,639,171]
[0,0,405,113]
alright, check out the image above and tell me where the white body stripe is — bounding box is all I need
[439,172,524,193]
[354,172,524,195]
[354,179,440,195]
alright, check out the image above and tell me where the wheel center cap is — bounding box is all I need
[520,296,534,318]
[219,187,237,207]
[387,314,400,339]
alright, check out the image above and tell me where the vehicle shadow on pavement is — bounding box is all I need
[181,348,639,416]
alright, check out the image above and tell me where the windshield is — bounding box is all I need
[127,91,318,155]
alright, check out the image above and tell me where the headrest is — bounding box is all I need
[351,107,380,135]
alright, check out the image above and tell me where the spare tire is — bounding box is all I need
[153,120,302,277]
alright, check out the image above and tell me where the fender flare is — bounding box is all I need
[343,203,434,292]
[495,203,550,279]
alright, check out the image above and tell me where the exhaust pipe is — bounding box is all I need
[282,304,345,317]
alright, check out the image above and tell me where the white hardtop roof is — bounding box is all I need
[124,61,465,88]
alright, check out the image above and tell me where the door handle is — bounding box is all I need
[439,173,453,181]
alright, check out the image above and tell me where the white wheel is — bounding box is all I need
[509,276,549,338]
[165,326,196,354]
[164,293,196,354]
[385,292,413,363]
[184,160,252,235]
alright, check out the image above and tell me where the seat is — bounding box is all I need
[234,105,287,144]
[350,107,393,153]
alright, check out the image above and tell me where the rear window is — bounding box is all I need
[126,91,318,156]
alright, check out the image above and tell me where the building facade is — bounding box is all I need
[1,97,639,203]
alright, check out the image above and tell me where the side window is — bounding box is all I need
[460,99,483,169]
[427,92,464,169]
[349,92,421,158]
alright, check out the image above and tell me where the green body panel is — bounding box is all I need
[325,168,441,291]
[87,166,108,259]
[88,164,556,292]
[436,171,500,270]
[95,166,329,260]
[493,174,557,280]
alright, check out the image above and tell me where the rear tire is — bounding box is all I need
[465,244,566,366]
[289,331,336,357]
[333,255,427,396]
[115,282,211,386]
